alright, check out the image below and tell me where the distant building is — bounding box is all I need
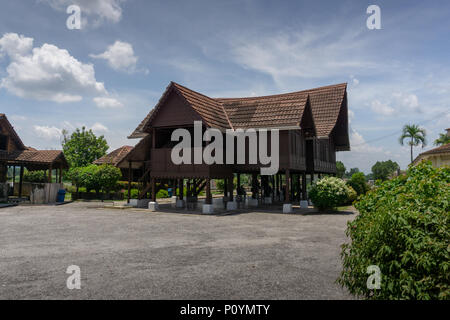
[412,129,450,167]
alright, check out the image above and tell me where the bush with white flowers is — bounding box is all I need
[309,176,354,211]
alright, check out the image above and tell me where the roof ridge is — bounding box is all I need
[215,83,347,101]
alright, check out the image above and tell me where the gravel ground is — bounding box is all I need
[0,202,356,299]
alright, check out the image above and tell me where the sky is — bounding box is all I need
[0,0,449,173]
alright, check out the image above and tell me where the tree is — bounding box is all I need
[62,127,108,168]
[371,160,400,181]
[97,164,122,193]
[433,131,450,146]
[399,124,426,163]
[344,167,360,179]
[336,161,346,178]
[347,172,369,195]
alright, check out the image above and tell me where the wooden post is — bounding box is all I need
[251,173,257,199]
[237,174,241,189]
[59,164,63,183]
[228,175,234,201]
[127,161,132,204]
[48,165,52,183]
[302,172,307,200]
[151,178,156,201]
[205,178,212,205]
[18,165,24,198]
[179,179,184,200]
[223,178,227,198]
[285,169,290,203]
[12,165,16,184]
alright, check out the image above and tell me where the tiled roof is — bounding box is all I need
[93,146,134,166]
[129,82,347,138]
[217,94,308,129]
[419,143,450,156]
[0,149,66,165]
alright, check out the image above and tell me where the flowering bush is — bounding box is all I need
[309,177,354,210]
[338,162,450,299]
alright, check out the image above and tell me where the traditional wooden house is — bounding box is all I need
[0,114,68,201]
[122,82,350,212]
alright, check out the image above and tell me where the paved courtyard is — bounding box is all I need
[0,202,355,299]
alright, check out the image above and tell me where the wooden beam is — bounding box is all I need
[302,172,307,200]
[228,175,234,201]
[48,165,52,183]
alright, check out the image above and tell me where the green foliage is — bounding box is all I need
[346,185,358,204]
[344,167,360,179]
[66,164,121,193]
[23,170,47,183]
[309,177,355,211]
[347,172,369,195]
[338,162,450,300]
[62,127,109,168]
[96,164,122,193]
[336,161,346,179]
[371,160,400,181]
[156,189,169,198]
[434,132,450,146]
[215,178,237,192]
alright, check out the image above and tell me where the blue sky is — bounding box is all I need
[1,0,449,173]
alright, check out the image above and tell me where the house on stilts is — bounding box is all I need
[117,82,350,213]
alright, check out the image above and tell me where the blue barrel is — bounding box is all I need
[168,188,173,197]
[57,189,66,202]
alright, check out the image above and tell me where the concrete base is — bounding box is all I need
[264,197,272,204]
[148,201,159,211]
[170,196,177,207]
[308,200,313,206]
[176,199,185,208]
[226,201,238,211]
[283,203,293,213]
[300,200,309,209]
[130,199,151,208]
[248,198,259,207]
[202,204,214,214]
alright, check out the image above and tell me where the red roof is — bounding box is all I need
[130,82,348,139]
[0,149,67,167]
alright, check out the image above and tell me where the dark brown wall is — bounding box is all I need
[151,91,203,128]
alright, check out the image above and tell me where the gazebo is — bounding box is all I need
[0,114,69,201]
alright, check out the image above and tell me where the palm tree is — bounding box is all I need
[399,124,427,163]
[433,131,450,146]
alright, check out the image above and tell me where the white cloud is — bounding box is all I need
[393,92,421,112]
[0,33,33,59]
[90,41,138,72]
[91,122,109,133]
[371,100,395,116]
[41,0,125,26]
[93,96,123,108]
[33,125,62,140]
[0,33,106,103]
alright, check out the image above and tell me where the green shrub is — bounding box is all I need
[347,172,369,195]
[309,177,353,210]
[156,189,169,198]
[338,162,449,300]
[23,170,47,183]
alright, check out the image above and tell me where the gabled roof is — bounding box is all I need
[93,145,134,166]
[0,113,26,150]
[129,82,348,139]
[0,149,68,168]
